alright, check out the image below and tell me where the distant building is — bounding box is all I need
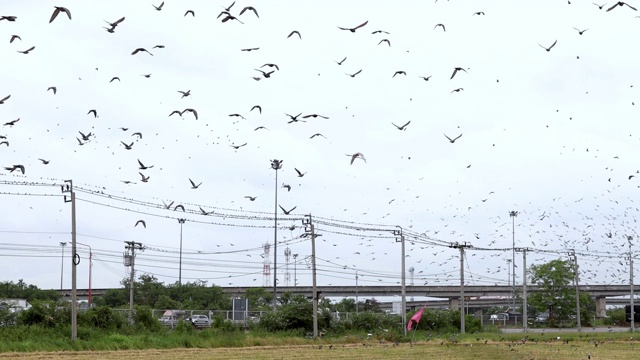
[0,298,31,311]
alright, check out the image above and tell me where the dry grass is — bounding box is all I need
[0,340,637,360]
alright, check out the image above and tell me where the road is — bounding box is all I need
[502,326,632,333]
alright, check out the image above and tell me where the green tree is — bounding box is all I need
[135,274,166,307]
[244,288,273,311]
[334,298,356,313]
[528,259,593,326]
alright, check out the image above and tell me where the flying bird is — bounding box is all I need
[131,48,153,56]
[244,196,257,201]
[0,95,10,104]
[393,71,406,77]
[251,105,262,113]
[282,184,291,192]
[473,11,485,15]
[0,16,17,21]
[434,23,446,31]
[444,133,463,143]
[182,108,198,119]
[184,10,195,17]
[47,86,57,94]
[3,118,20,126]
[138,159,153,170]
[593,3,606,9]
[335,57,347,65]
[49,6,72,23]
[135,220,146,228]
[378,39,391,46]
[17,46,35,54]
[287,30,301,39]
[310,133,326,139]
[419,76,432,81]
[153,2,164,11]
[178,90,191,98]
[121,141,134,150]
[110,77,120,83]
[294,168,306,177]
[346,69,362,78]
[239,6,259,18]
[87,109,97,118]
[132,132,142,139]
[139,172,150,182]
[189,178,202,189]
[348,153,366,165]
[261,63,280,71]
[392,121,411,130]
[9,35,21,43]
[241,47,259,51]
[338,20,368,32]
[37,159,50,165]
[105,17,125,29]
[607,2,637,11]
[372,30,389,34]
[451,88,464,93]
[255,69,275,78]
[450,67,468,79]
[302,114,329,119]
[230,143,247,149]
[4,164,25,174]
[279,205,297,215]
[539,40,558,52]
[573,27,589,35]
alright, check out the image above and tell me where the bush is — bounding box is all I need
[79,305,126,330]
[133,305,162,332]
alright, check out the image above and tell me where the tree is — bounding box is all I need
[528,259,593,326]
[244,287,273,311]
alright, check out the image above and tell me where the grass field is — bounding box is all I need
[0,337,637,360]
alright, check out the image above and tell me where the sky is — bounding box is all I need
[1,1,639,299]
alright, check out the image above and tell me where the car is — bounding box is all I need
[188,315,211,328]
[535,312,549,323]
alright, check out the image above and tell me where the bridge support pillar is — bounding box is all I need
[595,296,607,317]
[449,298,459,310]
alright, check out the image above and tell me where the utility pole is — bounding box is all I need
[520,248,528,333]
[59,242,67,290]
[124,241,144,323]
[178,218,186,286]
[77,242,92,306]
[302,214,319,338]
[509,211,518,314]
[450,241,472,334]
[629,236,635,332]
[271,159,283,310]
[394,227,407,336]
[61,180,77,341]
[293,253,298,287]
[355,271,359,315]
[569,249,581,329]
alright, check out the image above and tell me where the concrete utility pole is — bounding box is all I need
[302,214,318,338]
[521,248,528,333]
[394,227,407,336]
[293,253,298,287]
[509,211,518,313]
[355,271,359,315]
[271,159,283,310]
[124,241,144,323]
[76,242,92,306]
[61,180,77,341]
[631,236,635,332]
[569,249,581,329]
[59,242,67,290]
[450,241,472,334]
[178,218,186,286]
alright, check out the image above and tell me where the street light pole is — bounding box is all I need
[271,159,283,310]
[60,242,67,290]
[509,210,518,313]
[178,218,186,286]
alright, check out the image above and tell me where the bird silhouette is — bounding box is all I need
[338,20,368,32]
[434,24,446,31]
[346,69,362,78]
[244,196,257,201]
[0,95,10,104]
[279,205,297,215]
[607,2,637,11]
[152,2,164,11]
[573,27,588,35]
[239,6,259,18]
[392,121,411,130]
[378,39,391,46]
[138,159,153,170]
[450,67,468,79]
[131,48,153,56]
[251,105,262,113]
[4,164,25,174]
[189,178,202,189]
[17,46,35,54]
[335,57,347,65]
[184,10,195,17]
[49,6,72,23]
[444,133,463,143]
[135,220,146,228]
[295,168,307,177]
[539,40,558,52]
[9,35,21,43]
[287,30,301,39]
[47,87,57,94]
[347,153,366,165]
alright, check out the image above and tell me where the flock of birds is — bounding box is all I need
[1,1,640,290]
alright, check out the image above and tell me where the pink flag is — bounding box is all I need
[407,306,426,331]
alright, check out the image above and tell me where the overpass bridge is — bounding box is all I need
[58,284,638,316]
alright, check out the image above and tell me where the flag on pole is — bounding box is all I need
[407,306,426,331]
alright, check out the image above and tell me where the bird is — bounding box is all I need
[372,30,389,34]
[174,204,185,212]
[0,95,10,104]
[241,47,259,51]
[346,69,362,78]
[338,20,368,32]
[539,40,558,52]
[473,11,485,15]
[419,76,432,81]
[4,164,25,174]
[444,133,463,143]
[138,159,153,170]
[434,23,446,31]
[239,6,259,18]
[142,74,152,78]
[392,121,411,130]
[607,2,637,11]
[451,88,464,93]
[87,109,97,118]
[244,196,257,201]
[261,63,280,71]
[0,16,18,22]
[121,141,134,150]
[230,143,247,149]
[254,126,268,131]
[222,1,235,11]
[285,113,303,123]
[219,13,244,24]
[229,113,245,120]
[347,153,366,165]
[302,114,329,119]
[47,87,57,94]
[78,131,92,141]
[310,133,326,139]
[593,2,606,9]
[3,118,20,126]
[255,69,275,78]
[152,2,164,11]
[135,220,146,228]
[37,158,50,164]
[573,27,589,35]
[131,48,153,56]
[378,39,391,46]
[49,6,71,23]
[182,108,198,119]
[17,46,35,54]
[153,45,165,49]
[251,105,262,114]
[105,17,125,29]
[139,172,150,182]
[184,10,195,17]
[132,132,142,139]
[287,30,302,39]
[335,57,347,65]
[393,71,407,77]
[178,90,191,98]
[279,205,297,215]
[282,184,292,192]
[189,178,202,189]
[450,67,468,79]
[9,35,21,43]
[199,207,213,215]
[110,77,120,83]
[0,141,8,147]
[295,168,306,177]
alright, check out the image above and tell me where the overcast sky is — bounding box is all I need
[1,1,639,297]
